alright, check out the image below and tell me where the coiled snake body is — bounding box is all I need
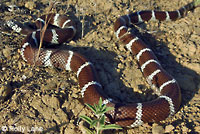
[6,1,199,127]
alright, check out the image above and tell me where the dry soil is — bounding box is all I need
[0,0,200,133]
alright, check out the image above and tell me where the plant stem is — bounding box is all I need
[96,121,101,134]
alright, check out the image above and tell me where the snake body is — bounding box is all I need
[6,1,199,127]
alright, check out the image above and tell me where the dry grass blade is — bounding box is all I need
[34,0,58,66]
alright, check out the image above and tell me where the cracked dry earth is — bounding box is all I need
[0,0,200,133]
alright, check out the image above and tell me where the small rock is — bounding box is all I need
[54,108,69,124]
[187,42,197,56]
[193,27,200,35]
[0,82,12,101]
[41,0,49,4]
[2,46,12,59]
[64,123,76,134]
[42,95,60,109]
[41,79,57,90]
[25,1,36,10]
[182,126,189,133]
[165,125,174,133]
[152,124,164,134]
[194,126,200,131]
[78,121,87,134]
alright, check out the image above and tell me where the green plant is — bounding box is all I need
[79,98,122,134]
[194,0,200,7]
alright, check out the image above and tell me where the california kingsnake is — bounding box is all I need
[6,1,199,127]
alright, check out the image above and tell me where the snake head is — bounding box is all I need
[6,20,23,33]
[0,19,13,33]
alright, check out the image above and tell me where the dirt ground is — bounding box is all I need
[0,0,200,133]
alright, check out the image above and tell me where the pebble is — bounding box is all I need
[78,121,87,134]
[187,42,197,56]
[25,1,36,10]
[41,79,57,90]
[152,124,164,134]
[0,82,12,101]
[64,123,76,134]
[2,46,12,59]
[42,95,60,109]
[193,27,200,35]
[182,126,189,133]
[165,125,174,133]
[195,126,200,131]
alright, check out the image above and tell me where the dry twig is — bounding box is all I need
[35,1,58,65]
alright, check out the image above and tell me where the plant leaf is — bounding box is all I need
[99,115,105,125]
[101,104,107,111]
[100,124,123,130]
[90,120,98,128]
[99,97,103,106]
[79,115,93,125]
[85,103,96,113]
[103,106,114,113]
[82,126,96,134]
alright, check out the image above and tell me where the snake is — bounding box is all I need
[6,1,199,127]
